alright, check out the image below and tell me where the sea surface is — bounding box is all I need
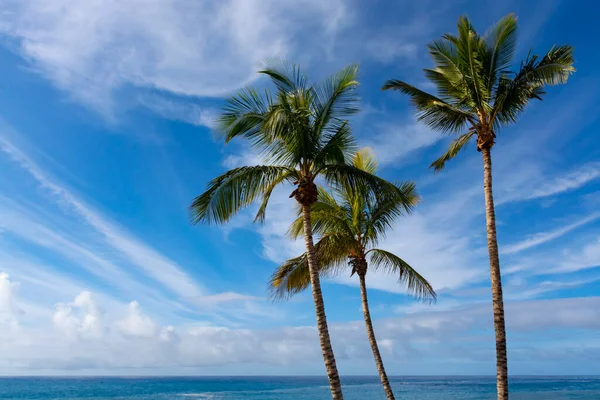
[0,376,598,399]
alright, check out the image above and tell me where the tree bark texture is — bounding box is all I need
[302,204,344,400]
[482,147,509,400]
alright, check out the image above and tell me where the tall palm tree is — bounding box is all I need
[270,149,436,400]
[190,62,414,400]
[382,14,574,399]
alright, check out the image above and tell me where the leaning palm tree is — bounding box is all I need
[191,62,414,400]
[382,14,574,400]
[270,149,436,400]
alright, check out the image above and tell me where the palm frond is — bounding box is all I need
[352,147,378,174]
[312,64,360,135]
[322,163,407,203]
[269,234,350,300]
[455,16,490,108]
[423,68,469,105]
[269,254,311,300]
[491,45,574,126]
[382,79,474,132]
[427,38,464,84]
[218,87,271,144]
[518,45,575,85]
[288,186,349,239]
[190,166,297,225]
[430,130,475,171]
[364,181,420,244]
[368,249,437,302]
[483,13,518,92]
[313,121,356,168]
[254,169,297,223]
[259,59,308,93]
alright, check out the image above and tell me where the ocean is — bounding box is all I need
[0,376,598,399]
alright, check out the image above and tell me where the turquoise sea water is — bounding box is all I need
[0,376,598,399]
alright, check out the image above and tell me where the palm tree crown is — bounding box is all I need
[192,61,409,225]
[270,149,434,301]
[382,14,574,400]
[382,14,575,169]
[190,62,417,400]
[270,149,434,400]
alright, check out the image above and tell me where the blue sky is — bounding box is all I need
[0,0,599,376]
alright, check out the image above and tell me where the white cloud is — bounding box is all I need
[335,213,484,293]
[502,212,600,255]
[552,237,600,274]
[0,0,350,114]
[365,122,442,166]
[2,274,600,374]
[526,161,600,200]
[53,291,104,338]
[0,273,20,326]
[193,292,260,307]
[137,94,219,129]
[116,301,158,338]
[221,146,267,169]
[367,39,417,64]
[0,133,203,299]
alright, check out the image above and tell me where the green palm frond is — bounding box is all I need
[274,149,430,300]
[254,169,297,224]
[313,121,356,168]
[218,87,272,144]
[382,79,474,132]
[368,249,437,302]
[492,45,574,126]
[454,16,490,107]
[518,45,575,86]
[352,147,378,175]
[269,254,310,300]
[287,185,352,238]
[427,38,464,84]
[259,59,308,93]
[430,130,475,171]
[312,64,360,135]
[323,163,415,203]
[483,13,518,92]
[423,68,469,105]
[269,233,351,300]
[384,14,573,170]
[190,166,297,225]
[364,181,420,244]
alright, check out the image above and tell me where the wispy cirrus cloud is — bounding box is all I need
[525,161,600,200]
[137,94,219,129]
[0,0,351,114]
[364,122,442,166]
[0,131,203,299]
[502,212,600,255]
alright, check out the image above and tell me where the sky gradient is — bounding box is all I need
[0,0,599,376]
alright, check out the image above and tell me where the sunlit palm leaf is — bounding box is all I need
[382,79,473,132]
[483,13,518,92]
[313,64,360,135]
[368,249,437,302]
[269,233,350,300]
[190,166,297,225]
[218,87,272,144]
[259,59,308,93]
[430,130,475,171]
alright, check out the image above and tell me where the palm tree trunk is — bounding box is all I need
[482,147,509,400]
[358,273,395,400]
[301,204,344,400]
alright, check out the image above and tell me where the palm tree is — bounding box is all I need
[190,62,414,400]
[382,14,574,399]
[269,149,436,400]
